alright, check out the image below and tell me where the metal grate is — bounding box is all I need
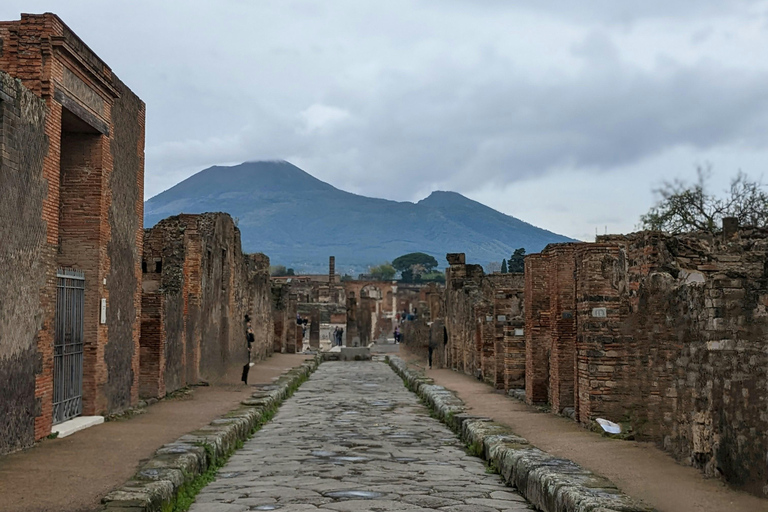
[53,268,85,424]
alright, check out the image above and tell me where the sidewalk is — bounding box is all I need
[399,348,768,512]
[0,353,311,512]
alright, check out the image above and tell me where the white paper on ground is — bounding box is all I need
[595,418,622,434]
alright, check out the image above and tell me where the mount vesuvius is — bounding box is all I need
[144,161,575,273]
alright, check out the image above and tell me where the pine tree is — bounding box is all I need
[501,259,508,273]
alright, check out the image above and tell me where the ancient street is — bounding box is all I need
[190,361,532,512]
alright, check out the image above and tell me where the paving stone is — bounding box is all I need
[191,362,531,511]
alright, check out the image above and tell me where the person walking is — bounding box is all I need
[393,326,401,344]
[427,323,437,369]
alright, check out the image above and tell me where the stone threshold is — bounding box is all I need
[387,355,657,512]
[52,416,105,438]
[100,355,322,512]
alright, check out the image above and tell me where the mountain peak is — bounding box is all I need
[145,162,574,272]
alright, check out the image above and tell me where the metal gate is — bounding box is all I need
[53,269,85,424]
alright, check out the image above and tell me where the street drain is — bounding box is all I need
[324,490,382,499]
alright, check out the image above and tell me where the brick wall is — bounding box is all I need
[140,213,274,398]
[524,229,768,496]
[443,254,525,387]
[0,12,144,450]
[524,253,550,404]
[0,70,50,454]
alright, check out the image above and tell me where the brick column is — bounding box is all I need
[525,253,550,404]
[548,245,577,413]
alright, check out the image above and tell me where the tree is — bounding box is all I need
[369,262,396,281]
[392,252,439,281]
[640,167,768,233]
[501,259,508,273]
[286,268,295,276]
[508,248,525,273]
[420,270,446,284]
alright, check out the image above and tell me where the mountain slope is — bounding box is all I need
[144,161,575,273]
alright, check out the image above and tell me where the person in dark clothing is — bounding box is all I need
[427,323,437,369]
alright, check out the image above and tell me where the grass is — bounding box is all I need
[163,365,314,512]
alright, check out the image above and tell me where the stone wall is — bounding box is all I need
[0,13,145,452]
[140,213,274,398]
[525,228,768,495]
[0,70,50,455]
[444,253,525,389]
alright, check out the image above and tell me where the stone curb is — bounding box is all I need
[101,355,322,512]
[387,356,656,512]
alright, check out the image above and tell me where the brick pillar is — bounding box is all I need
[575,244,626,424]
[503,324,525,389]
[476,303,494,385]
[525,253,550,404]
[139,293,165,398]
[549,246,577,413]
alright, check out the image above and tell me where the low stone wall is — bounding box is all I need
[387,356,654,512]
[101,355,321,512]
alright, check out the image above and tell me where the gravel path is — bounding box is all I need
[191,361,532,512]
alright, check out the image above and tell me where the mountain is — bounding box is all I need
[144,161,576,273]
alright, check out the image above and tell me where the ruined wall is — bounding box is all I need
[0,71,50,454]
[482,274,525,390]
[401,318,448,369]
[598,231,768,495]
[444,254,525,387]
[140,213,273,398]
[1,13,145,444]
[104,76,145,412]
[525,229,768,495]
[271,282,298,353]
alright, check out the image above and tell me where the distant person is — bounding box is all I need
[427,323,437,369]
[338,327,344,346]
[394,326,401,344]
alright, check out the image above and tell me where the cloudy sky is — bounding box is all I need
[4,1,768,240]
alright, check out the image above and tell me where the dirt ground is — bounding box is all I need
[0,353,311,512]
[399,349,768,512]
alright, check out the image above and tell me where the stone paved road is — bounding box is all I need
[191,361,533,512]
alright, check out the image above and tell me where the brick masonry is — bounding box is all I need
[140,213,274,398]
[524,228,768,496]
[443,254,525,390]
[0,13,144,452]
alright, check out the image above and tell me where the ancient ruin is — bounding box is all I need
[0,13,145,454]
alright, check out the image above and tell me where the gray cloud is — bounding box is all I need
[2,0,768,240]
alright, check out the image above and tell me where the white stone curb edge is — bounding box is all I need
[387,356,656,512]
[101,355,323,512]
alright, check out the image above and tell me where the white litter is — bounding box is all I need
[595,418,622,434]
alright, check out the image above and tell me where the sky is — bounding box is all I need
[3,1,768,241]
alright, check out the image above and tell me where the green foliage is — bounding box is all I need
[340,274,353,282]
[501,259,507,273]
[369,262,396,280]
[46,431,59,440]
[420,270,445,283]
[508,248,525,273]
[392,252,439,273]
[640,167,768,233]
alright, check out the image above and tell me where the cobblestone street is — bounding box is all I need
[191,361,532,511]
